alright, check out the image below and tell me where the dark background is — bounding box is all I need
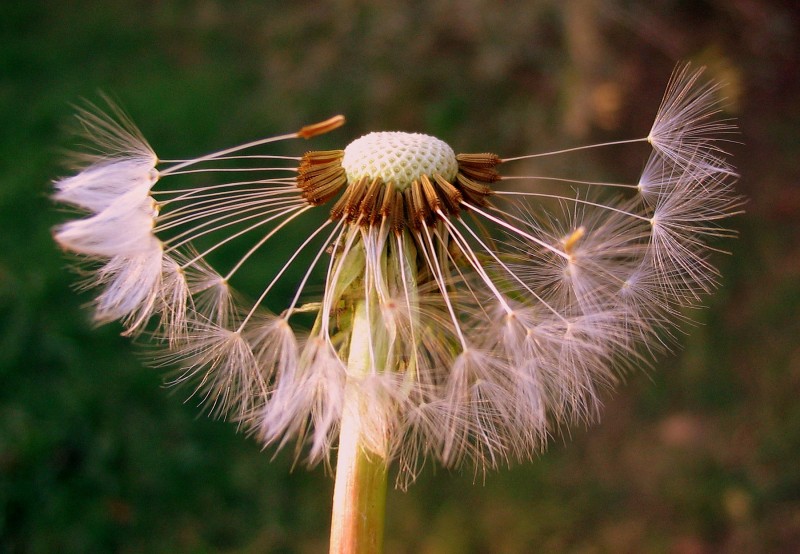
[1,1,798,552]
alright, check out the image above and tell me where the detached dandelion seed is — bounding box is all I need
[52,65,741,553]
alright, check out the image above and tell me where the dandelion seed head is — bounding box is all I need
[342,132,458,191]
[51,64,742,484]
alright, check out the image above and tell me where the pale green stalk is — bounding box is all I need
[329,300,389,554]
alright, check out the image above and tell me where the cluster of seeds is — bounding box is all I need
[52,66,740,483]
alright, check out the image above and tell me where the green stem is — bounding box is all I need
[329,301,388,554]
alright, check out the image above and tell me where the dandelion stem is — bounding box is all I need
[329,301,388,554]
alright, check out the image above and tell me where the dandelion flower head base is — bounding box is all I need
[297,131,497,231]
[52,65,740,483]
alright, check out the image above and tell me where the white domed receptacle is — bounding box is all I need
[342,132,458,190]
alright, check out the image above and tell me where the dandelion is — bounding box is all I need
[53,65,740,552]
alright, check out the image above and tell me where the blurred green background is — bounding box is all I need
[1,1,798,552]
